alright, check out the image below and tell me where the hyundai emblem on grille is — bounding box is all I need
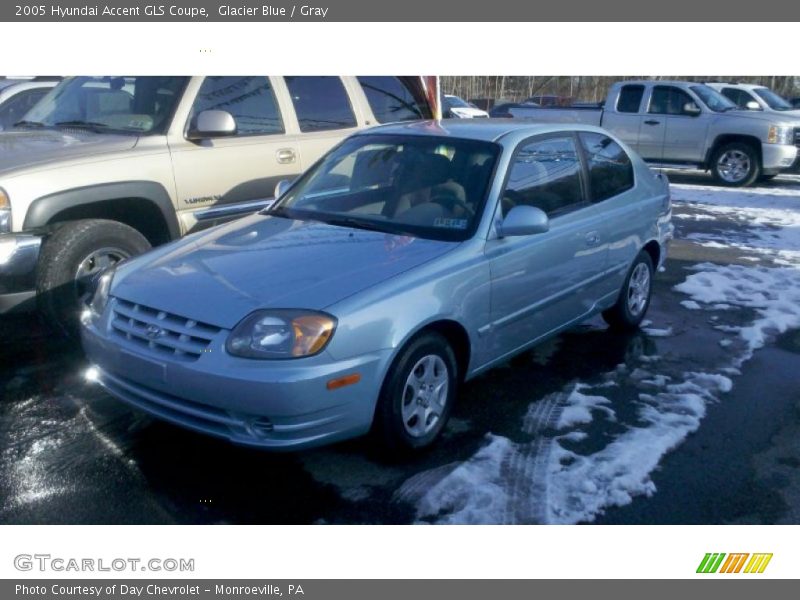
[145,325,166,339]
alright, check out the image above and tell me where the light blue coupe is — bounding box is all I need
[81,120,672,453]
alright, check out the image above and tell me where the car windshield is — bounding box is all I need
[270,134,500,242]
[20,76,189,134]
[690,85,738,112]
[754,88,794,111]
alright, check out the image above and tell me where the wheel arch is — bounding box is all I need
[23,181,181,246]
[705,134,762,168]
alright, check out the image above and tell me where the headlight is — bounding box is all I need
[0,188,10,234]
[88,268,115,316]
[767,125,793,145]
[226,310,336,359]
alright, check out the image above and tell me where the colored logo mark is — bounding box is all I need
[697,553,773,574]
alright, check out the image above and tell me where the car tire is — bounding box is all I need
[602,251,654,331]
[373,332,458,455]
[710,142,761,187]
[37,219,151,337]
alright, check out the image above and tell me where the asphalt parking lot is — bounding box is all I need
[1,171,799,525]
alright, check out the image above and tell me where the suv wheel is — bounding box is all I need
[373,332,458,455]
[711,142,761,187]
[37,219,151,336]
[602,251,654,331]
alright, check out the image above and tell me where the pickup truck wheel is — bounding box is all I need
[37,219,151,337]
[711,142,761,187]
[602,251,654,331]
[373,332,458,456]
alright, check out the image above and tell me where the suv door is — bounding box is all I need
[484,134,608,362]
[168,76,305,233]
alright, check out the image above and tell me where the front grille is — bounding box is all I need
[111,299,221,360]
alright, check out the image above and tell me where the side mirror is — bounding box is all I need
[497,205,549,237]
[187,110,237,140]
[745,100,762,111]
[682,102,701,116]
[274,179,293,199]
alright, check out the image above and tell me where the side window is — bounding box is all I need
[191,76,284,135]
[579,132,634,202]
[721,87,747,107]
[649,86,694,115]
[284,76,357,133]
[0,89,48,129]
[357,76,431,123]
[617,85,645,113]
[502,136,584,217]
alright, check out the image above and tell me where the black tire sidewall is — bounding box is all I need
[711,142,761,187]
[37,219,151,335]
[376,332,458,453]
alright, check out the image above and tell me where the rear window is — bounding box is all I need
[617,85,644,113]
[284,76,357,133]
[579,132,634,202]
[357,76,431,123]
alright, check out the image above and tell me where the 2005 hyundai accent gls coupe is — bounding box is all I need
[81,120,672,454]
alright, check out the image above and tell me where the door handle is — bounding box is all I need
[644,119,661,126]
[584,231,601,246]
[276,148,297,164]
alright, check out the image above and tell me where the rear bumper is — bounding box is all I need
[0,233,41,313]
[81,313,394,450]
[762,143,798,173]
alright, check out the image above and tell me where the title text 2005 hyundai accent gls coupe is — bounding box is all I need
[81,120,672,454]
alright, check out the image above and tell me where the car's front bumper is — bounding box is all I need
[81,312,394,450]
[0,233,41,313]
[762,143,799,174]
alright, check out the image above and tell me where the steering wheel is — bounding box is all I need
[430,191,475,219]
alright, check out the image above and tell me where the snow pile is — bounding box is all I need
[674,263,800,363]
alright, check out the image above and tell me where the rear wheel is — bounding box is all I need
[37,219,151,336]
[373,332,458,455]
[602,251,654,331]
[711,142,761,187]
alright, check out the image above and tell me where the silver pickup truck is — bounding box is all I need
[510,80,800,186]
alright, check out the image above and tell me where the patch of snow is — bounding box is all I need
[680,300,702,310]
[642,326,673,337]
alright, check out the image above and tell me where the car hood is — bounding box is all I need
[0,129,138,176]
[112,214,459,329]
[720,110,800,127]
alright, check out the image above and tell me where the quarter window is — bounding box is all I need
[357,76,431,123]
[579,132,634,202]
[617,85,645,113]
[648,86,694,115]
[502,136,584,217]
[284,76,357,132]
[192,76,283,135]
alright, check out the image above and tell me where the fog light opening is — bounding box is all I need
[250,417,274,437]
[326,373,362,391]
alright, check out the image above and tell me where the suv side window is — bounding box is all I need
[357,76,431,123]
[284,76,357,132]
[579,132,634,202]
[721,87,755,108]
[502,136,584,217]
[0,88,49,129]
[617,85,645,113]
[191,76,284,136]
[648,85,694,115]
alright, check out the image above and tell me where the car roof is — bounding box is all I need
[357,119,606,143]
[706,82,766,91]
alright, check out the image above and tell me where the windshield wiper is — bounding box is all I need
[317,215,390,233]
[55,120,110,132]
[13,120,46,128]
